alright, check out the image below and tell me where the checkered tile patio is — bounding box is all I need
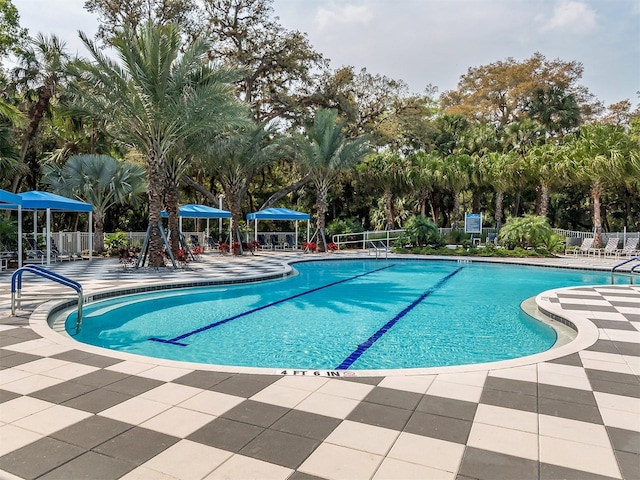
[0,253,638,479]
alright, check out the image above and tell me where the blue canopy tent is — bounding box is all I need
[0,189,23,268]
[161,204,232,245]
[10,191,93,265]
[246,207,310,249]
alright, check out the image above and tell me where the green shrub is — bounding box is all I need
[498,215,552,249]
[104,232,129,255]
[405,216,444,248]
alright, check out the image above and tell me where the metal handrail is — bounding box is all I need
[11,265,83,331]
[611,257,640,284]
[368,240,389,259]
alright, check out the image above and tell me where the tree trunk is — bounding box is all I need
[147,148,166,268]
[384,188,394,230]
[315,183,329,251]
[93,212,105,253]
[495,190,504,229]
[591,182,603,248]
[539,184,550,218]
[431,191,441,225]
[453,191,461,230]
[165,175,181,255]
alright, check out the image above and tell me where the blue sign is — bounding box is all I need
[465,213,482,233]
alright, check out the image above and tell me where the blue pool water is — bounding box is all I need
[64,259,610,370]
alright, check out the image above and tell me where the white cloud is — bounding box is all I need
[541,1,598,34]
[315,3,374,31]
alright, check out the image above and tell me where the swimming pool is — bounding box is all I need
[62,259,610,371]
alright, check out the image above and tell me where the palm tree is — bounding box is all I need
[440,153,473,229]
[42,154,147,252]
[357,153,410,230]
[10,33,69,191]
[409,151,442,223]
[198,123,282,248]
[71,23,246,266]
[480,151,518,229]
[526,143,564,217]
[294,108,370,250]
[564,124,640,247]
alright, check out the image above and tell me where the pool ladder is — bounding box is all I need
[11,265,84,332]
[611,257,640,284]
[368,240,389,259]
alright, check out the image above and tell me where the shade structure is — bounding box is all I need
[9,191,94,265]
[0,189,23,267]
[161,204,231,218]
[246,208,310,249]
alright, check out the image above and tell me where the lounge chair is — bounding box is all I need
[285,234,294,249]
[565,237,593,256]
[591,237,620,257]
[25,238,46,263]
[612,237,640,258]
[257,234,271,250]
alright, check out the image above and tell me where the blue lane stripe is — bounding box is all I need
[335,266,464,370]
[149,263,396,346]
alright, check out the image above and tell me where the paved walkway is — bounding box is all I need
[0,252,638,479]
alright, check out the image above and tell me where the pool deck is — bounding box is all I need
[0,252,638,480]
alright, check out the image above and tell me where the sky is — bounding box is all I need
[11,0,640,108]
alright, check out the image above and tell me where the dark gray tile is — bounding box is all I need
[4,328,41,340]
[362,386,422,411]
[589,378,640,398]
[0,388,21,403]
[609,300,640,308]
[416,394,478,421]
[271,410,341,441]
[483,376,538,396]
[587,340,620,354]
[614,450,640,480]
[63,388,132,413]
[586,368,640,385]
[173,370,232,389]
[561,304,618,312]
[51,415,133,449]
[288,472,326,480]
[404,411,472,444]
[456,475,479,480]
[338,376,384,385]
[0,351,41,368]
[540,463,620,480]
[607,426,640,455]
[346,401,412,431]
[622,313,640,322]
[30,380,96,404]
[538,397,603,424]
[458,447,538,480]
[547,353,583,367]
[0,436,85,480]
[589,319,637,330]
[94,427,179,464]
[222,400,289,428]
[537,384,597,406]
[104,375,163,396]
[240,429,320,469]
[38,451,135,480]
[72,369,129,388]
[210,375,274,397]
[188,417,264,452]
[480,388,538,413]
[612,341,640,357]
[51,351,124,368]
[0,337,26,348]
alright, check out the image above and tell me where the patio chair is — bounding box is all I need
[284,234,294,249]
[257,234,271,250]
[612,237,639,258]
[591,237,620,257]
[25,238,46,263]
[565,237,593,256]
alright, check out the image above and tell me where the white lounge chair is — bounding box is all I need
[566,237,593,256]
[592,237,620,257]
[612,237,639,258]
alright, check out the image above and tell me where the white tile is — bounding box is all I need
[120,466,178,480]
[105,360,155,375]
[0,396,54,423]
[599,407,640,432]
[16,357,69,374]
[473,404,538,433]
[377,375,435,394]
[136,365,194,382]
[539,414,612,447]
[437,371,487,387]
[178,390,244,416]
[316,380,375,400]
[602,329,640,343]
[467,422,538,461]
[139,383,203,405]
[205,454,293,480]
[140,440,231,480]
[594,392,640,414]
[250,384,312,408]
[581,358,635,374]
[387,432,464,473]
[13,404,91,435]
[295,392,360,419]
[99,397,171,425]
[373,457,455,480]
[488,365,537,383]
[0,368,31,386]
[140,406,215,438]
[540,436,621,478]
[42,362,99,380]
[298,442,383,480]
[623,355,640,375]
[273,375,330,392]
[0,424,42,456]
[1,373,64,394]
[579,351,626,363]
[537,371,591,391]
[427,378,483,403]
[325,420,400,455]
[537,362,588,378]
